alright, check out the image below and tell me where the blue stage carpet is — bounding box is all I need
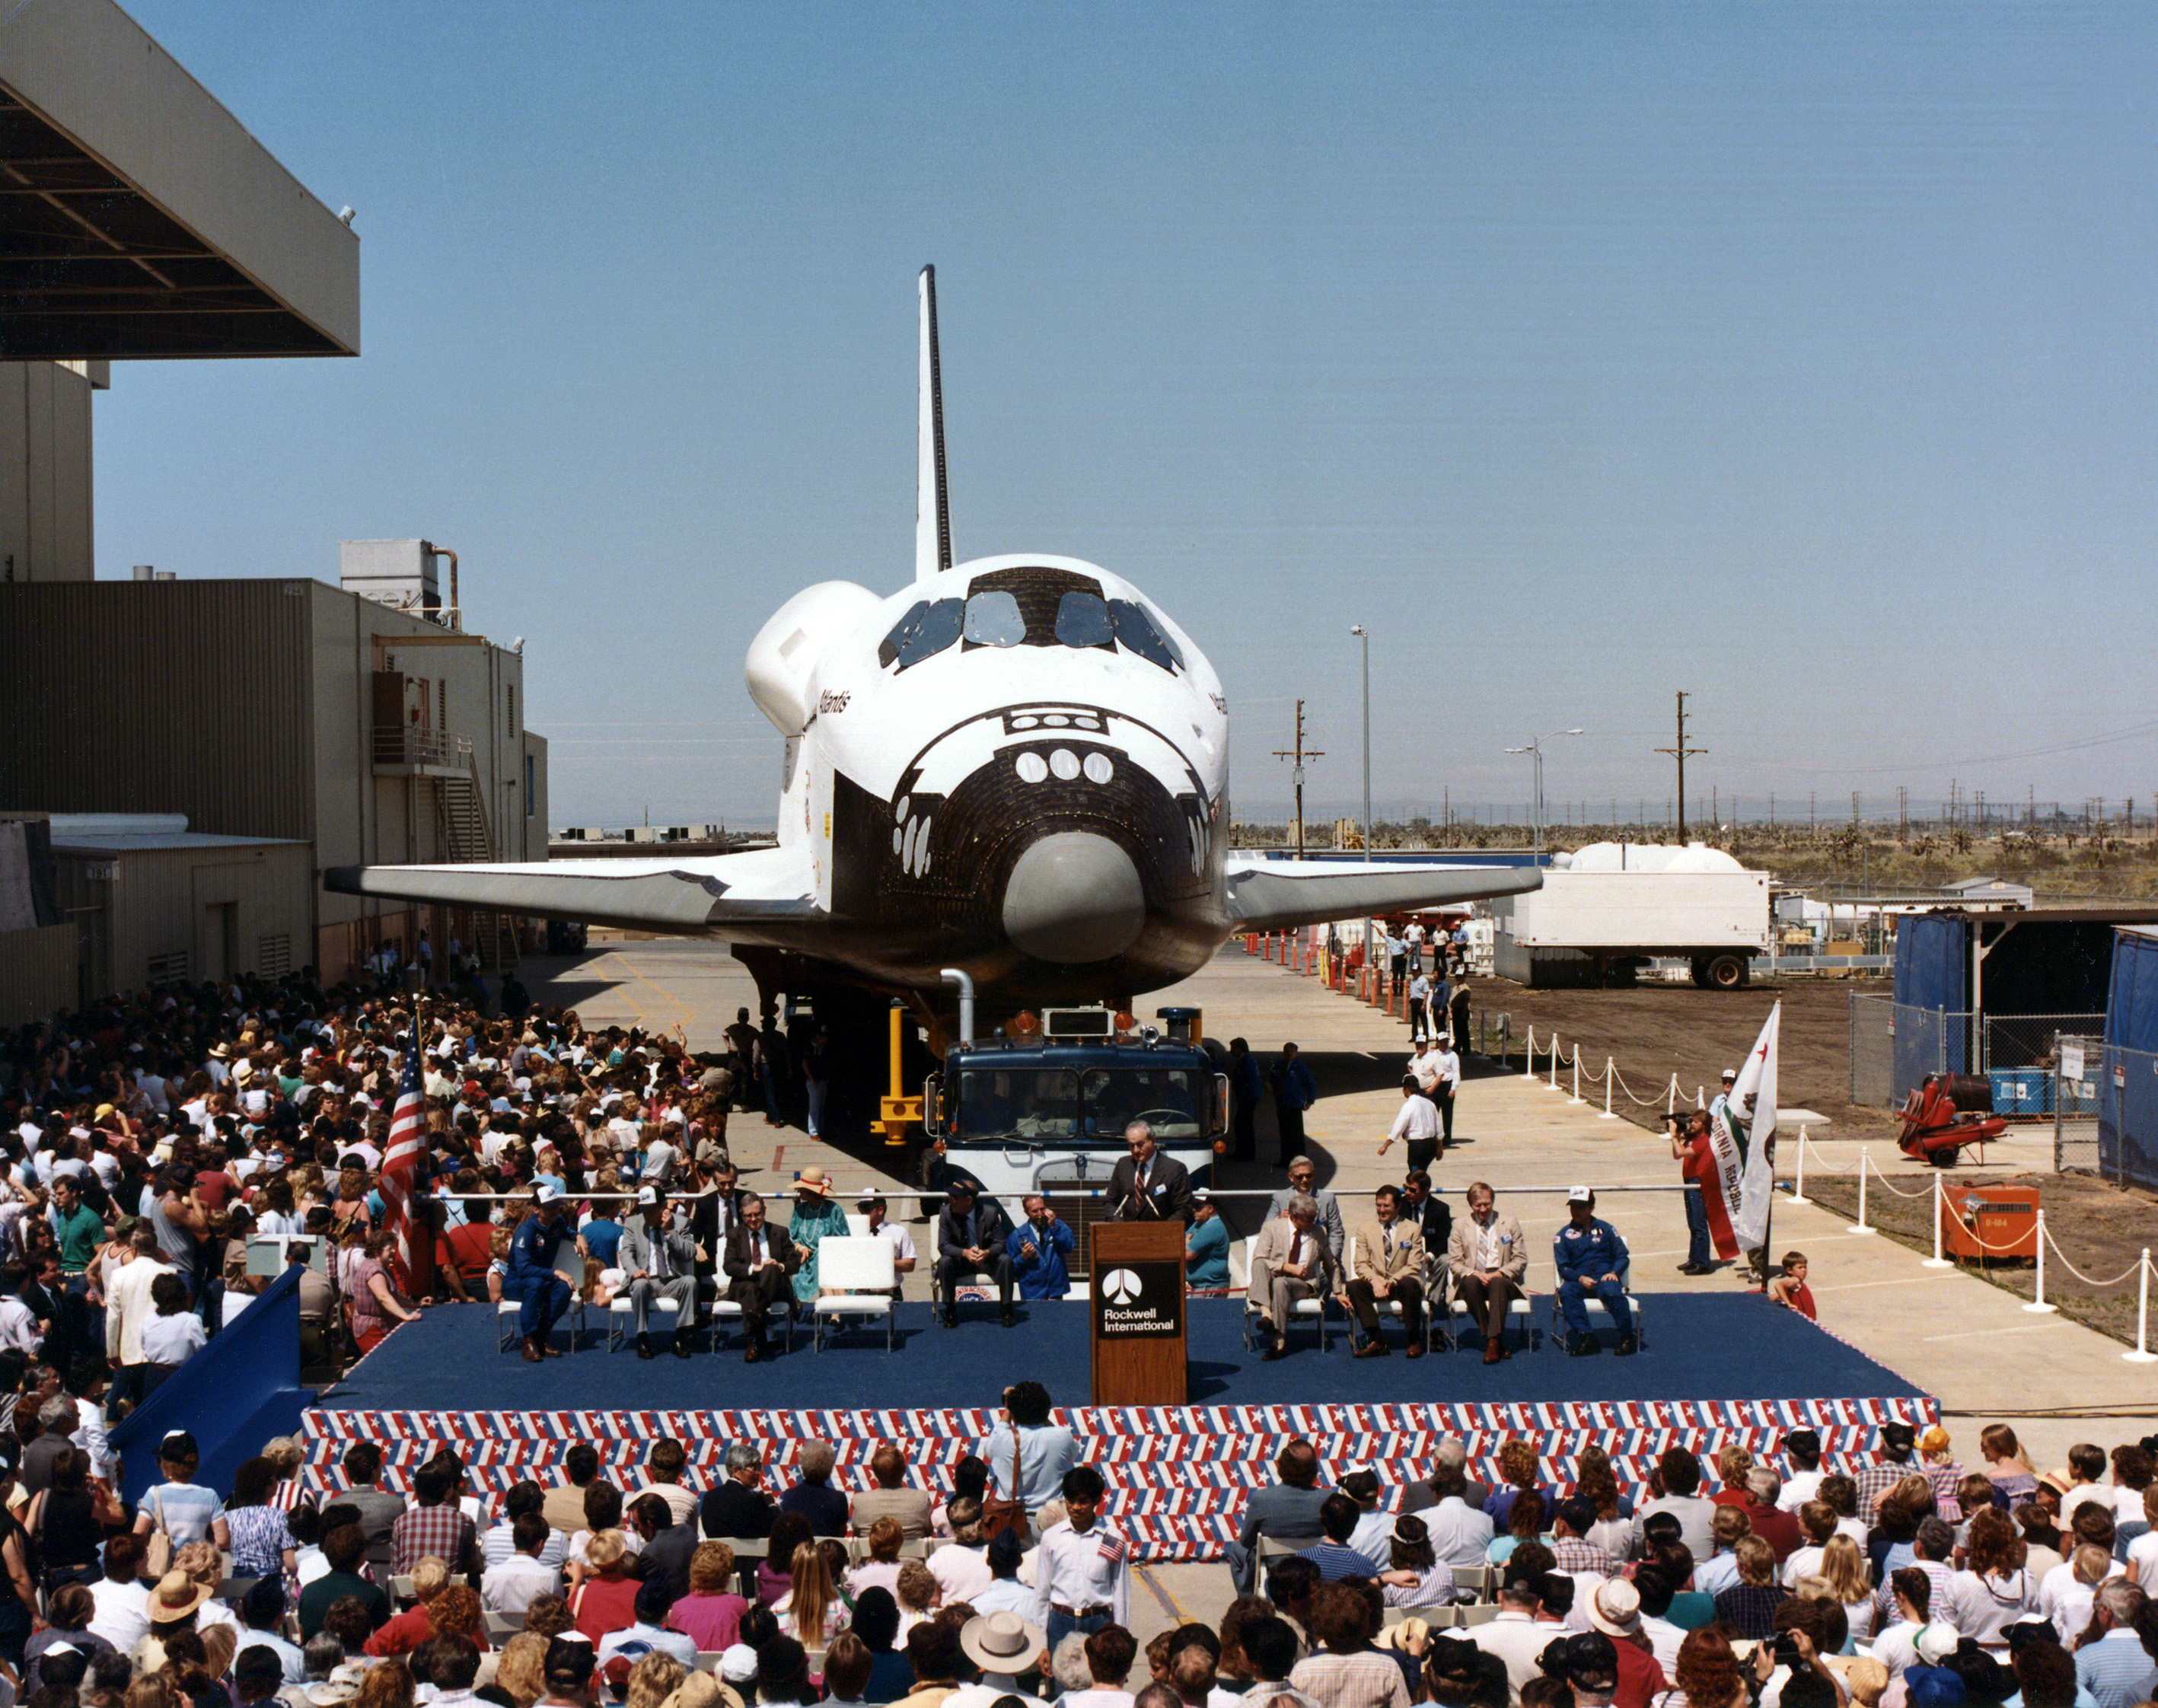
[304,1295,1933,1560]
[317,1292,1924,1413]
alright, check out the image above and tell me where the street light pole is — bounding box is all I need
[1350,626,1371,852]
[1505,728,1584,862]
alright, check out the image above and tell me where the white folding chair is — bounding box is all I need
[1344,1235,1423,1350]
[709,1295,792,1353]
[1442,1290,1533,1353]
[811,1236,897,1352]
[608,1292,682,1353]
[1549,1264,1643,1350]
[1242,1287,1331,1353]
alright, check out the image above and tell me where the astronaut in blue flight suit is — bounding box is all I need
[1553,1185,1637,1358]
[509,1184,574,1361]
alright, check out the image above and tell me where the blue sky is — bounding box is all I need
[97,2,2158,830]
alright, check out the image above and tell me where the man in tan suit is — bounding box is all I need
[847,1442,932,1540]
[1446,1180,1528,1365]
[1346,1184,1426,1359]
[1245,1193,1340,1362]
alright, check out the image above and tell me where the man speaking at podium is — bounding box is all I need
[1105,1120,1193,1223]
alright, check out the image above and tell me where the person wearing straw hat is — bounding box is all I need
[786,1169,849,1306]
[954,1612,1049,1708]
[618,1187,700,1362]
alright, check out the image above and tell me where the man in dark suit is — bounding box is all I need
[1224,1439,1331,1595]
[1105,1119,1194,1225]
[628,1492,697,1599]
[936,1180,1014,1327]
[721,1193,800,1362]
[1399,1439,1494,1515]
[698,1441,776,1539]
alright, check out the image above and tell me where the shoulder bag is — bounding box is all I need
[981,1423,1028,1541]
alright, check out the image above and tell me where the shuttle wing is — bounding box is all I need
[322,846,820,937]
[1221,856,1542,931]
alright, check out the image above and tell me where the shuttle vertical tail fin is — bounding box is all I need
[916,264,952,582]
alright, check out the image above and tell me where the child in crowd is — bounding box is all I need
[1768,1251,1815,1320]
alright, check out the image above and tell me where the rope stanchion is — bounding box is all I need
[2023,1209,2059,1313]
[1788,1126,1811,1205]
[2035,1228,2144,1289]
[1548,1036,1560,1091]
[2128,1252,2157,1365]
[1851,1148,1875,1235]
[1667,1076,1677,1117]
[1601,1058,1618,1120]
[1570,1050,1583,1104]
[1694,1085,1704,1111]
[1922,1172,1952,1267]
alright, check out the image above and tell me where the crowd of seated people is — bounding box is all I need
[0,1386,2131,1708]
[0,967,795,1378]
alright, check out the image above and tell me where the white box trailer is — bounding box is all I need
[1487,845,1770,989]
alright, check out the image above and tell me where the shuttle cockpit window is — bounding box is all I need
[962,590,1027,647]
[879,597,965,670]
[1108,598,1181,672]
[1053,591,1115,649]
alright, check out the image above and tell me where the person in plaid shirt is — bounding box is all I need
[1852,1423,1921,1519]
[1549,1497,1617,1578]
[392,1459,480,1576]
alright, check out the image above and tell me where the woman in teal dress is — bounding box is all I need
[786,1168,851,1304]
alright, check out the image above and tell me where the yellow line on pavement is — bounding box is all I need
[1135,1563,1191,1626]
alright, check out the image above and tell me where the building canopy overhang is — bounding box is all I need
[0,0,358,358]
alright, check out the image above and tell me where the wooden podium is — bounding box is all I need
[1089,1221,1188,1405]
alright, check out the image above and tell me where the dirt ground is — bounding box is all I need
[1455,973,1898,1135]
[1796,1169,2158,1349]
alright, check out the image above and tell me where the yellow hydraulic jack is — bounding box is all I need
[875,999,921,1147]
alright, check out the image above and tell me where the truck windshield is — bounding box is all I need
[956,1068,1077,1140]
[1080,1067,1204,1139]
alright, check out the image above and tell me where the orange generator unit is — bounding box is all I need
[1941,1183,2039,1262]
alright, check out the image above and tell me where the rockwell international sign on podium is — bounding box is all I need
[1089,1222,1187,1404]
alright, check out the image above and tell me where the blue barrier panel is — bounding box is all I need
[108,1264,313,1506]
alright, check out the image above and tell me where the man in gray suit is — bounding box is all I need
[1267,1157,1345,1262]
[1224,1439,1331,1595]
[618,1184,702,1360]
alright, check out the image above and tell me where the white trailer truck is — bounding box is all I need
[1487,843,1771,989]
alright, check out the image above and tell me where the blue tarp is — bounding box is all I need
[2100,928,2158,1191]
[1895,916,1969,1012]
[2105,928,2158,1053]
[107,1264,312,1505]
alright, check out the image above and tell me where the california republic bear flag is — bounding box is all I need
[1716,1001,1780,1251]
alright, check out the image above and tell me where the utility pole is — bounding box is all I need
[1272,702,1324,862]
[1655,690,1707,843]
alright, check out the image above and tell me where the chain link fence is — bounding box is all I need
[1850,995,2105,1116]
[2052,1034,2104,1173]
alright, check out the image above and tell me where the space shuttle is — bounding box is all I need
[326,269,1539,1027]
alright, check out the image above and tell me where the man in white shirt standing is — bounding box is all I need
[1431,1034,1461,1152]
[1377,1076,1441,1177]
[1031,1465,1129,1655]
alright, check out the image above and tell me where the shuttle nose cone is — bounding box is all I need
[1002,832,1146,964]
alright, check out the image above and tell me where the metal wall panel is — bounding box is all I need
[52,841,311,996]
[0,582,311,837]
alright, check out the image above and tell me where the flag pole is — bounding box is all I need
[1759,1135,1774,1294]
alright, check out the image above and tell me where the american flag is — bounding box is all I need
[1096,1532,1127,1565]
[381,1037,428,1295]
